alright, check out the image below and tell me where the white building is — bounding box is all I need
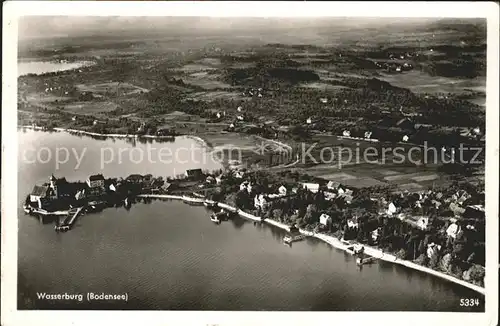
[446,223,461,239]
[306,118,312,124]
[319,213,331,226]
[347,219,359,229]
[278,185,287,196]
[327,181,340,191]
[300,182,320,193]
[237,115,244,121]
[402,135,409,142]
[87,174,105,188]
[416,217,429,230]
[254,194,268,209]
[342,130,351,137]
[427,243,441,258]
[387,202,397,216]
[215,175,224,184]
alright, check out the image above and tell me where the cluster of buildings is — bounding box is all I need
[28,174,108,209]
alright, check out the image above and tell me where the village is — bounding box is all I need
[24,155,486,289]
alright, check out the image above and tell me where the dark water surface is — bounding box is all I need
[17,130,484,311]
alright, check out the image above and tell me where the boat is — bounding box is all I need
[356,256,377,265]
[54,225,70,232]
[353,244,364,255]
[203,200,218,208]
[283,233,306,244]
[210,213,221,224]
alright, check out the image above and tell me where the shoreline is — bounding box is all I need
[19,125,181,140]
[138,194,485,295]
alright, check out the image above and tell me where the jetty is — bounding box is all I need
[283,234,306,245]
[356,256,378,265]
[55,207,83,232]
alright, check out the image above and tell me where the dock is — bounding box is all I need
[55,207,83,232]
[283,234,306,244]
[356,256,378,265]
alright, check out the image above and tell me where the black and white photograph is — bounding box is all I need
[2,2,499,325]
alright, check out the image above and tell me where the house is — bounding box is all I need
[306,118,312,124]
[416,217,429,230]
[402,135,409,142]
[237,115,244,121]
[161,182,172,192]
[254,194,268,209]
[278,185,288,196]
[320,98,328,104]
[387,202,397,216]
[327,181,341,191]
[237,106,243,112]
[71,116,77,121]
[30,185,49,203]
[234,171,245,179]
[347,218,359,229]
[343,195,353,204]
[215,175,224,185]
[300,182,320,193]
[75,189,86,200]
[446,222,461,239]
[319,213,331,226]
[427,243,441,258]
[240,181,248,191]
[49,175,72,199]
[449,202,466,216]
[324,192,337,201]
[126,174,144,184]
[342,130,351,137]
[86,174,105,188]
[185,168,203,180]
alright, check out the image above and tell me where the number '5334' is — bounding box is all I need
[460,298,481,306]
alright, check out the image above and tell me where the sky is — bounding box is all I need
[18,16,443,40]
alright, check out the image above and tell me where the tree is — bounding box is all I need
[463,264,485,286]
[415,253,428,266]
[429,250,440,269]
[396,248,408,260]
[439,253,452,273]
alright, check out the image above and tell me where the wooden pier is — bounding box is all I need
[55,207,83,232]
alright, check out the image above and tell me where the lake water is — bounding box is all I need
[17,130,484,311]
[17,60,95,77]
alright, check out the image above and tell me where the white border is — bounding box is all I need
[2,2,499,326]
